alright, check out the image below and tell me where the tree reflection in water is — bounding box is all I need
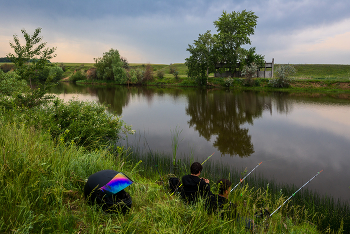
[186,90,275,157]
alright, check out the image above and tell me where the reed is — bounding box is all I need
[0,120,339,233]
[123,145,350,233]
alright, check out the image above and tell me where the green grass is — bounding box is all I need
[290,64,350,80]
[1,114,329,233]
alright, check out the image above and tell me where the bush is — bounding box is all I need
[157,69,165,79]
[0,63,15,73]
[36,65,64,82]
[30,99,132,149]
[241,62,258,86]
[0,70,28,96]
[59,62,66,72]
[169,64,176,74]
[143,64,153,83]
[69,70,87,82]
[224,77,234,87]
[94,48,127,84]
[269,64,296,88]
[173,70,179,80]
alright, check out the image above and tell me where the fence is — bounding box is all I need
[214,58,274,78]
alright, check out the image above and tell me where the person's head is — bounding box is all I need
[190,162,203,175]
[217,178,232,195]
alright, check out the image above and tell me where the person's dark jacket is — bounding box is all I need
[181,175,213,203]
[84,170,132,214]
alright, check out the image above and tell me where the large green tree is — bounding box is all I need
[185,30,216,85]
[7,27,57,87]
[94,49,127,84]
[186,10,264,83]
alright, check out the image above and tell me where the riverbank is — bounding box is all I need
[0,114,348,233]
[62,63,350,93]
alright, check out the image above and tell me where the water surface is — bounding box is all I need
[52,83,350,202]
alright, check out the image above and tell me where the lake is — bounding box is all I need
[52,83,350,202]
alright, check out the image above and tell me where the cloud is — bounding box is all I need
[1,0,350,64]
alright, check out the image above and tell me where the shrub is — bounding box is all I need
[169,63,176,74]
[86,68,97,80]
[224,77,234,87]
[143,64,153,83]
[0,70,28,96]
[157,69,165,79]
[0,63,15,73]
[269,64,296,88]
[121,57,129,69]
[33,99,132,149]
[36,65,64,82]
[241,62,258,86]
[126,69,138,84]
[94,48,127,84]
[69,70,87,82]
[59,62,66,72]
[173,70,179,80]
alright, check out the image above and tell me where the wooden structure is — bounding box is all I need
[214,58,274,78]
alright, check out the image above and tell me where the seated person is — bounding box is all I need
[181,162,213,203]
[208,178,236,218]
[84,170,132,214]
[209,178,254,230]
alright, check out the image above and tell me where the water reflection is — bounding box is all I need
[186,90,278,157]
[50,84,350,201]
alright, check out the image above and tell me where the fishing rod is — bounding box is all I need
[269,170,323,217]
[144,138,165,188]
[170,152,215,195]
[230,162,263,193]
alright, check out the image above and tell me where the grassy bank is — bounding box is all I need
[2,119,334,233]
[1,118,348,233]
[63,63,350,92]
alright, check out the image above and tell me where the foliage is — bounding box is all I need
[214,10,259,72]
[0,71,54,110]
[94,48,128,84]
[36,65,64,82]
[0,63,15,73]
[0,70,28,96]
[185,30,215,85]
[0,121,324,233]
[186,11,264,83]
[29,98,131,149]
[224,77,234,87]
[169,63,176,74]
[241,62,259,86]
[173,70,179,80]
[69,69,87,82]
[269,64,296,88]
[126,69,139,84]
[143,64,154,82]
[121,56,129,69]
[6,27,56,86]
[156,69,165,79]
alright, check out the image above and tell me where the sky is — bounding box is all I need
[1,0,350,64]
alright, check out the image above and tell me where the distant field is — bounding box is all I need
[1,62,350,80]
[280,64,350,80]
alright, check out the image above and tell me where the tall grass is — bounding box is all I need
[125,145,349,233]
[1,120,323,233]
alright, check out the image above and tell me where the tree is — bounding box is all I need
[7,28,57,87]
[185,30,216,85]
[214,10,258,72]
[186,10,264,82]
[94,49,127,84]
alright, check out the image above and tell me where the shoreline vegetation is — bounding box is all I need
[1,121,349,233]
[2,27,349,233]
[55,62,350,93]
[2,60,350,233]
